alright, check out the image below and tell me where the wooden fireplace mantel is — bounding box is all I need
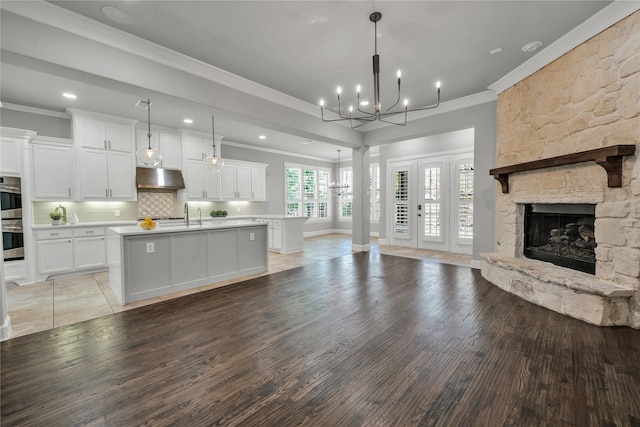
[490,145,636,193]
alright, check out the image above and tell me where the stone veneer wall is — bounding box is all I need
[492,12,640,326]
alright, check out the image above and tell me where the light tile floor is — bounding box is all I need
[6,235,472,339]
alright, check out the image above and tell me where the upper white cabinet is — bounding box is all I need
[32,143,74,200]
[79,149,134,199]
[135,127,181,169]
[0,139,21,175]
[70,111,135,152]
[183,134,211,160]
[221,161,267,201]
[184,158,221,200]
[69,110,136,200]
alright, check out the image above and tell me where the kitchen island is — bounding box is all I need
[107,220,268,304]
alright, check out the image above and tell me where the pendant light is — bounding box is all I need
[329,149,350,196]
[136,99,162,166]
[205,115,224,171]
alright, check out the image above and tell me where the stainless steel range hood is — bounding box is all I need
[136,167,185,190]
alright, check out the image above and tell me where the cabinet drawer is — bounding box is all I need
[36,229,73,240]
[73,227,105,237]
[272,219,283,226]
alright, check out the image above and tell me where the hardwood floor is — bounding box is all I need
[2,252,639,426]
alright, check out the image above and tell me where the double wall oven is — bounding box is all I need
[1,176,24,262]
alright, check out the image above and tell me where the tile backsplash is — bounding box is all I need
[31,194,269,224]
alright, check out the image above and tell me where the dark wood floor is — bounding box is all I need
[2,253,639,426]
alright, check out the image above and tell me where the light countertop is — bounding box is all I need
[107,219,266,236]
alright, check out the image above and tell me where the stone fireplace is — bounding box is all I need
[481,11,639,328]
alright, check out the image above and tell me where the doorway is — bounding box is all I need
[388,152,474,254]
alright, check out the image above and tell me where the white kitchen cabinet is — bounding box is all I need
[255,216,307,254]
[73,114,134,152]
[182,134,210,160]
[32,144,74,199]
[184,159,221,200]
[35,227,107,278]
[0,138,21,174]
[79,148,134,200]
[221,161,267,200]
[135,128,181,169]
[257,219,283,251]
[73,227,106,270]
[36,231,74,275]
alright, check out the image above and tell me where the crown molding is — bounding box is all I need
[1,102,70,119]
[489,1,640,94]
[32,135,73,145]
[0,126,37,141]
[1,1,320,118]
[221,139,334,163]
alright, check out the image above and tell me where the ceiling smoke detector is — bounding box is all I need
[522,41,543,53]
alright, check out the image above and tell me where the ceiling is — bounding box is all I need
[0,1,612,160]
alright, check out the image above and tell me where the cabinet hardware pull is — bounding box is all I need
[108,140,112,150]
[87,231,94,234]
[109,189,113,197]
[68,188,71,197]
[104,140,107,149]
[105,189,109,197]
[51,233,58,236]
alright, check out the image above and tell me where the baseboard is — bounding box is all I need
[352,243,371,252]
[471,260,482,270]
[0,314,11,342]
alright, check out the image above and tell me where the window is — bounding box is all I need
[370,163,380,221]
[457,162,474,239]
[423,166,441,237]
[285,163,330,220]
[339,167,353,219]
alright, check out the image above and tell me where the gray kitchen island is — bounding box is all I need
[107,220,268,304]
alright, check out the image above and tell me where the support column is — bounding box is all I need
[351,146,371,251]
[1,260,11,341]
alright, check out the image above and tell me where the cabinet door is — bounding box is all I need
[183,135,206,160]
[158,132,181,169]
[79,148,109,199]
[105,121,133,152]
[250,167,266,200]
[78,117,107,149]
[221,164,238,200]
[106,151,134,199]
[184,159,206,199]
[0,139,21,174]
[270,226,283,251]
[74,236,106,269]
[32,144,74,199]
[236,166,252,199]
[204,168,221,200]
[37,239,73,274]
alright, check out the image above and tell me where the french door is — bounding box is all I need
[389,153,474,254]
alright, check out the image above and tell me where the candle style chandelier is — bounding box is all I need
[329,150,350,196]
[320,12,441,128]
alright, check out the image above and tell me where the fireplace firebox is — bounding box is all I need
[524,204,596,274]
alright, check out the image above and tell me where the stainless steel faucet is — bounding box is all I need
[197,207,202,226]
[184,202,189,225]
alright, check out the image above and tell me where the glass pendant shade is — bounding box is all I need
[136,98,162,166]
[137,146,162,166]
[207,116,224,172]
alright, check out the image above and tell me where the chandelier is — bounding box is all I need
[320,12,441,128]
[329,150,350,196]
[136,99,162,166]
[205,115,224,172]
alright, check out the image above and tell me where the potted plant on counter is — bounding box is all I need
[49,210,63,225]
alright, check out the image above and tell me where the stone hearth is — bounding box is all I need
[481,11,639,328]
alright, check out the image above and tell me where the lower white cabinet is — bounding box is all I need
[258,219,283,251]
[35,227,106,277]
[255,217,307,254]
[37,235,74,275]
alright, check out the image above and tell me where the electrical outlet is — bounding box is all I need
[115,209,120,217]
[250,232,255,241]
[146,242,155,253]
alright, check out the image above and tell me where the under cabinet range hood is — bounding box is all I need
[136,167,185,190]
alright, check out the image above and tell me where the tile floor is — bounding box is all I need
[5,234,472,339]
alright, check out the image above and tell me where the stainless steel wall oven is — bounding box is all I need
[1,176,24,261]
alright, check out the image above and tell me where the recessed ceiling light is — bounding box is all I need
[183,118,193,124]
[101,5,132,24]
[522,41,543,53]
[258,135,266,140]
[360,101,369,106]
[300,139,314,145]
[489,47,503,55]
[62,93,77,99]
